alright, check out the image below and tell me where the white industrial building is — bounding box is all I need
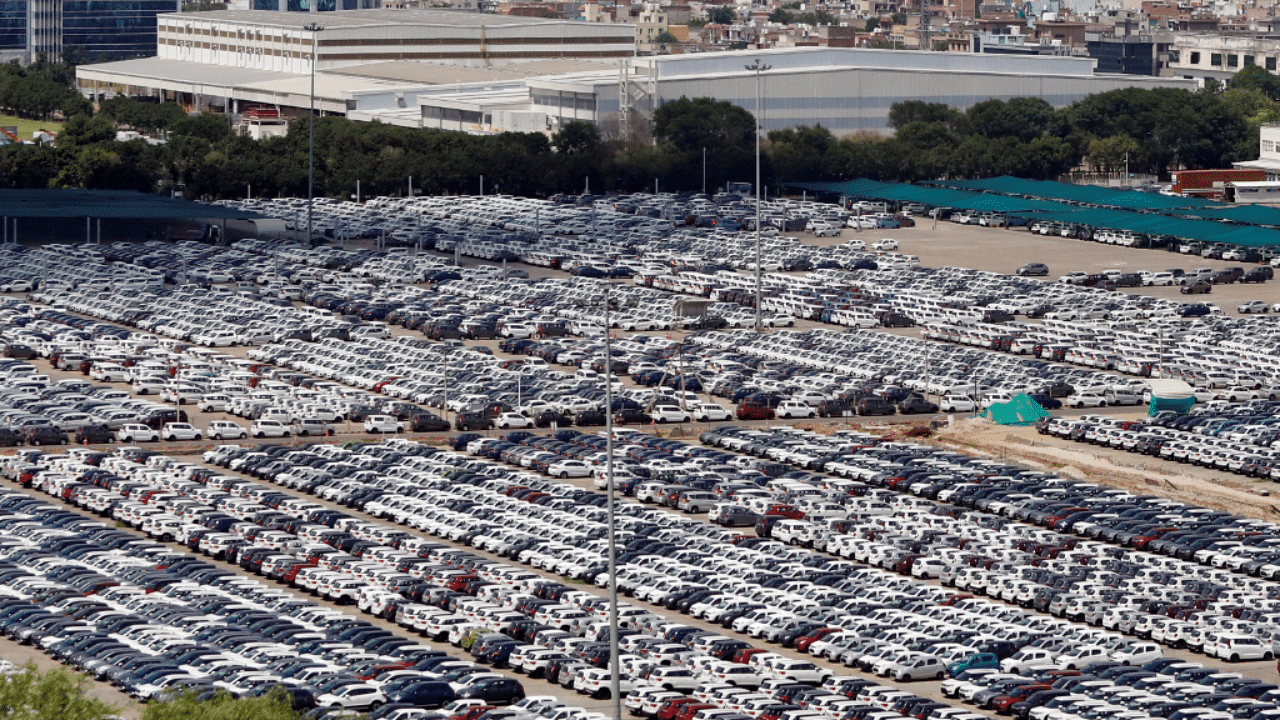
[77,21,1195,136]
[75,9,636,115]
[352,47,1197,136]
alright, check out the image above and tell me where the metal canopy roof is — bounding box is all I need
[789,178,1280,246]
[1182,204,1280,227]
[927,176,1222,210]
[0,190,262,220]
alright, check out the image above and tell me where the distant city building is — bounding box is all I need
[1086,32,1172,75]
[1234,124,1280,181]
[1,0,179,63]
[1169,33,1280,82]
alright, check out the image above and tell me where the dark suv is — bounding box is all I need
[75,424,115,444]
[24,426,67,446]
[408,413,451,432]
[456,677,524,705]
[857,398,896,416]
[141,409,189,430]
[455,413,495,431]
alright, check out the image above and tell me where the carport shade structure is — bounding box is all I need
[788,177,1280,247]
[0,189,263,244]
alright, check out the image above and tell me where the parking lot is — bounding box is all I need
[3,190,1280,720]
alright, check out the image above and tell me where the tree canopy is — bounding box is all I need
[0,664,305,720]
[0,64,1275,196]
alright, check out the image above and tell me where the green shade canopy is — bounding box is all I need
[0,189,262,220]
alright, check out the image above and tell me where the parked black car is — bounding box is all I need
[0,428,23,446]
[455,413,495,431]
[455,677,524,705]
[408,413,451,432]
[534,410,573,428]
[856,398,896,416]
[897,397,939,414]
[75,424,115,444]
[24,426,68,446]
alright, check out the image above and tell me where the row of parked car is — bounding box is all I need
[13,209,1280,426]
[221,429,1280,720]
[7,366,1280,717]
[1039,403,1280,485]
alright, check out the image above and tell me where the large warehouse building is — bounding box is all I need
[350,47,1198,136]
[75,9,637,115]
[76,22,1194,136]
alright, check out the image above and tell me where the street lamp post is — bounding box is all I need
[602,282,621,720]
[745,59,771,333]
[441,349,452,428]
[304,22,323,247]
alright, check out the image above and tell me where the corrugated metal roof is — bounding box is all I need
[0,190,261,220]
[168,9,574,29]
[329,59,622,85]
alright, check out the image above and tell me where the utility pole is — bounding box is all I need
[603,282,621,720]
[745,58,771,333]
[304,22,323,247]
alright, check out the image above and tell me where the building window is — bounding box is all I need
[1228,54,1238,67]
[1245,55,1255,66]
[1269,57,1277,71]
[1168,50,1179,63]
[1264,140,1275,153]
[1190,51,1200,64]
[1211,53,1222,66]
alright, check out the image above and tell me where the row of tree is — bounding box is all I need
[0,60,91,121]
[0,62,1276,197]
[0,662,303,720]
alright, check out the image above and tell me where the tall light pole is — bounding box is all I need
[304,22,323,246]
[745,59,770,333]
[602,281,621,720]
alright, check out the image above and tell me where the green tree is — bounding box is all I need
[966,97,1057,142]
[769,8,794,23]
[1229,64,1280,99]
[58,113,117,146]
[655,30,679,43]
[0,662,120,720]
[707,6,735,23]
[768,124,836,182]
[552,121,602,155]
[654,96,754,154]
[865,18,879,32]
[1087,133,1140,172]
[142,687,300,720]
[887,100,965,131]
[170,112,233,142]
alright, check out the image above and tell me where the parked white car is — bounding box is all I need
[118,424,159,443]
[692,403,733,421]
[547,460,592,479]
[940,395,976,413]
[161,423,202,442]
[205,420,247,440]
[250,419,291,438]
[363,415,403,433]
[651,405,692,423]
[775,400,815,419]
[496,412,534,429]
